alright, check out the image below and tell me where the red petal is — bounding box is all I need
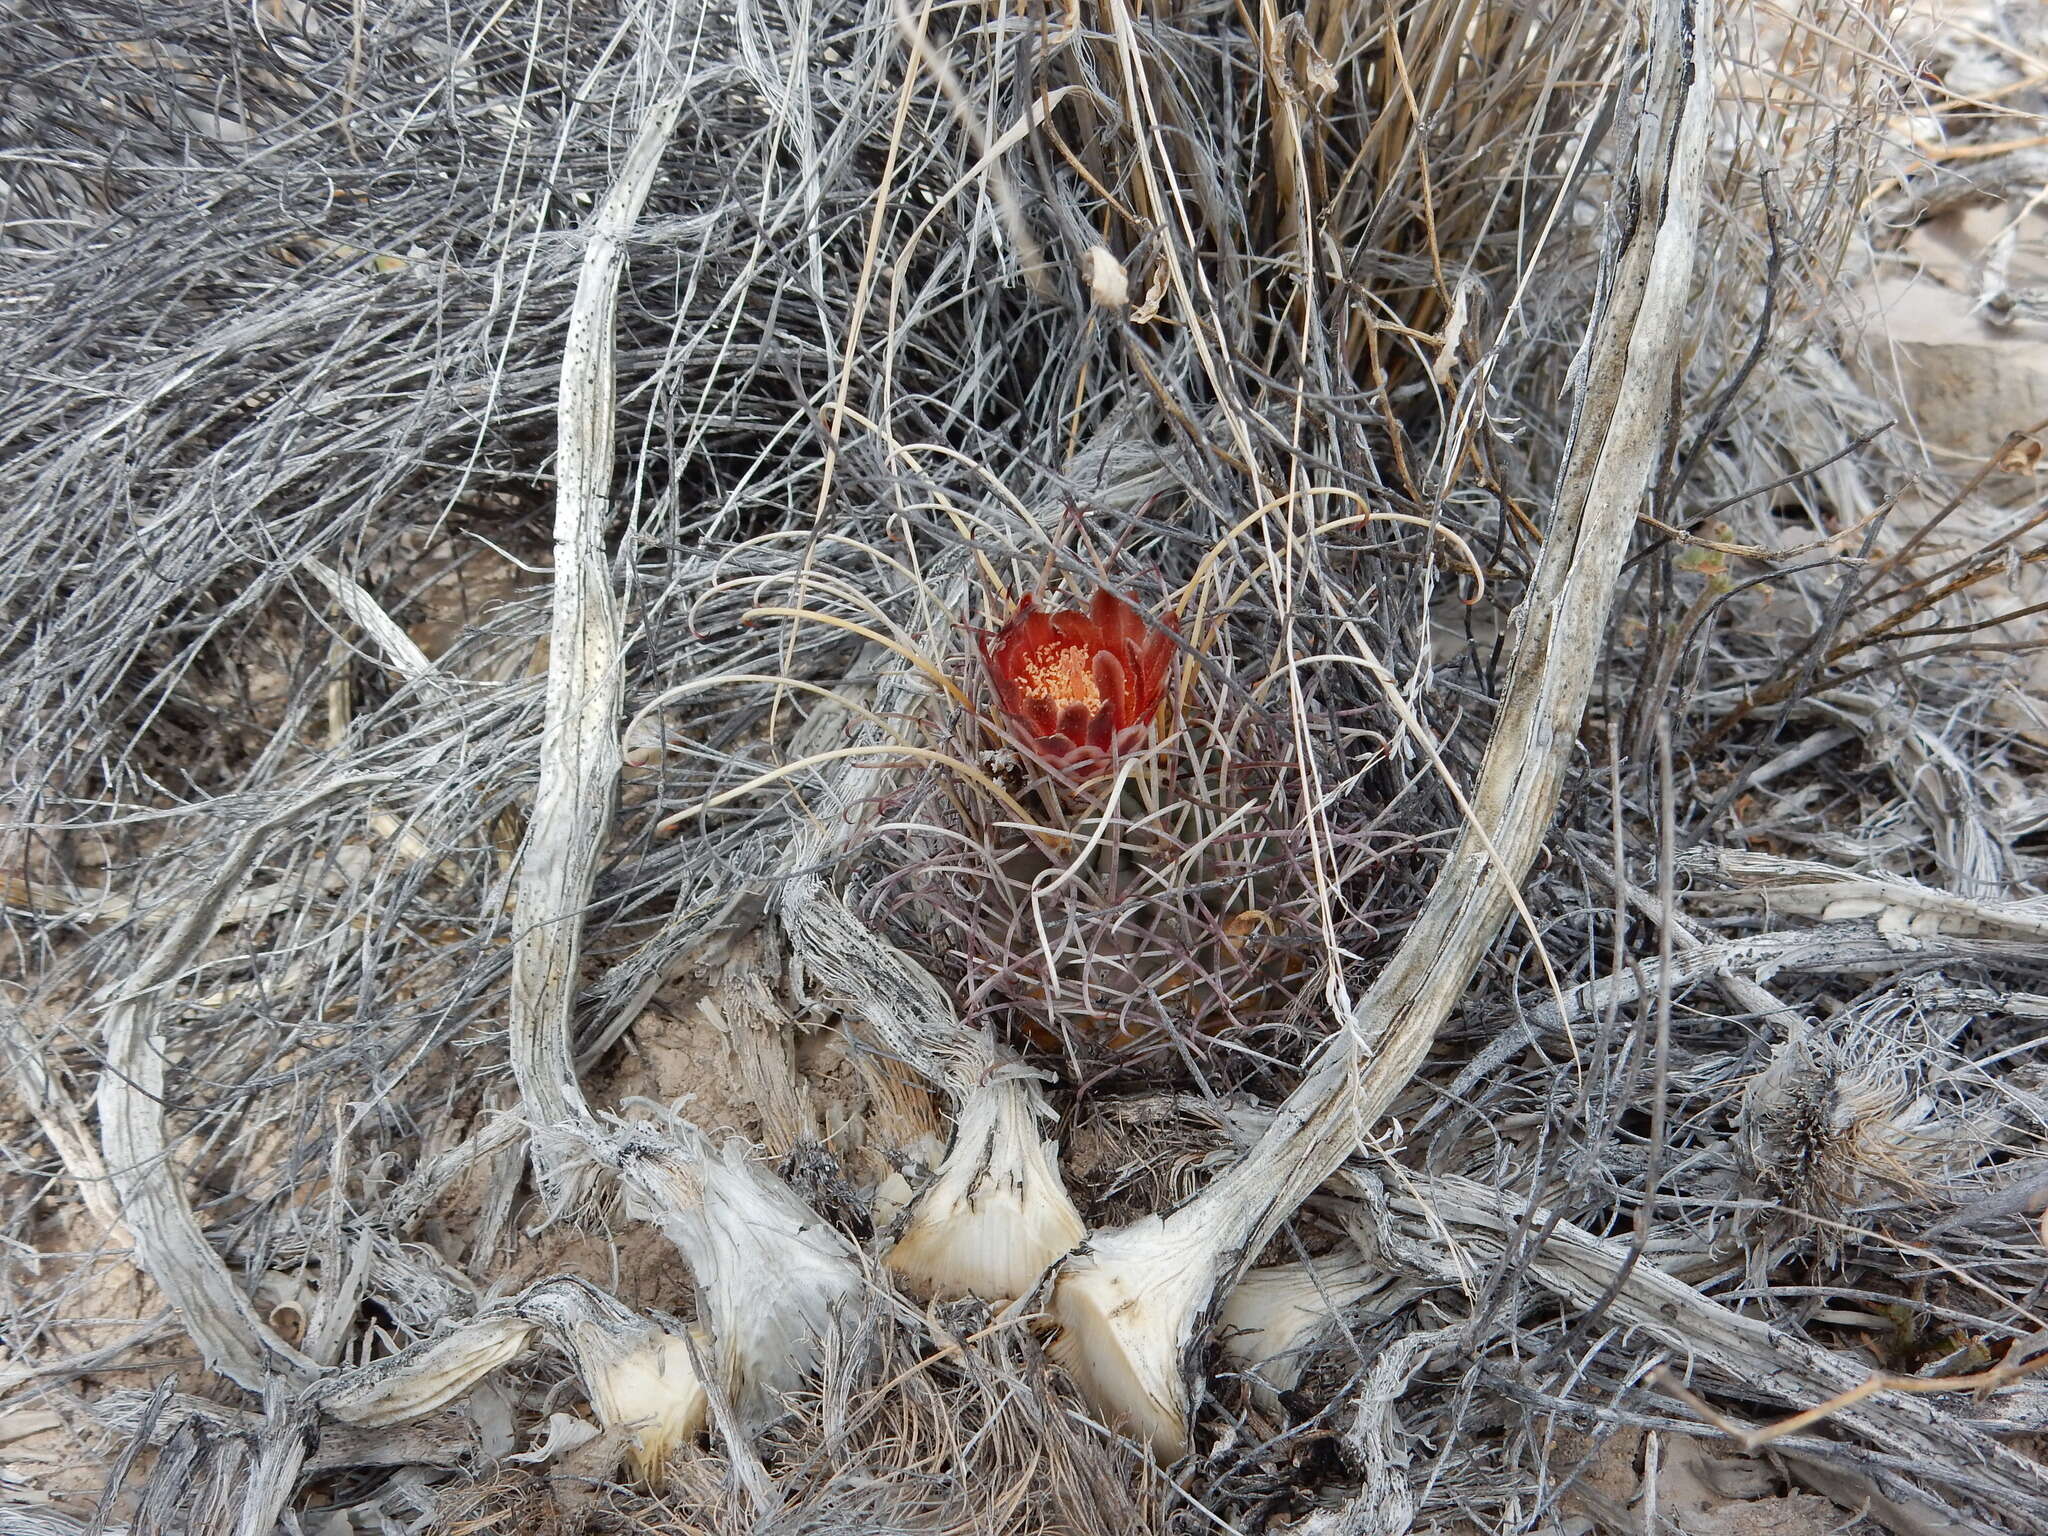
[993,610,1056,668]
[985,665,1030,719]
[1088,585,1122,640]
[1132,628,1174,705]
[1059,743,1111,775]
[1040,732,1092,768]
[1107,587,1148,650]
[985,599,1066,719]
[1046,604,1098,649]
[1091,649,1132,726]
[1084,705,1118,752]
[1054,702,1094,742]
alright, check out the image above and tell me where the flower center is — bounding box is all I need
[1016,642,1102,710]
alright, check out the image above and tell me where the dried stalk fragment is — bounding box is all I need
[1215,1250,1387,1410]
[575,1119,866,1428]
[97,782,381,1392]
[507,90,686,1207]
[1392,1174,2048,1528]
[517,1277,708,1480]
[1685,847,2048,940]
[316,1313,536,1428]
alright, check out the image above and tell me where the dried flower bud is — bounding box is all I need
[1080,245,1129,309]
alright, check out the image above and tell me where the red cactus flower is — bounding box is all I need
[978,586,1177,772]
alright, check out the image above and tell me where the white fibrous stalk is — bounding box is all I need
[317,1312,536,1427]
[781,885,1088,1306]
[885,1073,1085,1300]
[585,1329,708,1479]
[595,1120,867,1429]
[517,1277,707,1481]
[1215,1250,1384,1411]
[1049,1147,1287,1459]
[1049,1208,1239,1460]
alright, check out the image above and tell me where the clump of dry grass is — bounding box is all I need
[11,0,2048,1531]
[432,1299,1169,1536]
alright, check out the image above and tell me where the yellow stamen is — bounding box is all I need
[1018,644,1101,709]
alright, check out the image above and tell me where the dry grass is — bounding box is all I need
[6,0,2048,1531]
